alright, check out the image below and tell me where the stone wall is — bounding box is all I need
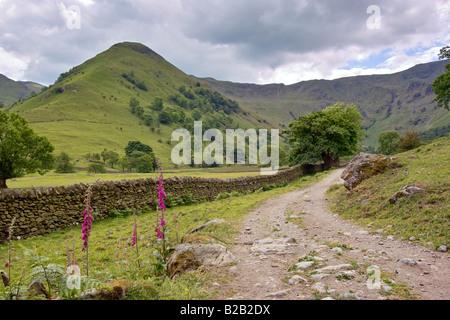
[0,164,327,242]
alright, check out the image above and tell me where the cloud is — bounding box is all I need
[0,0,448,85]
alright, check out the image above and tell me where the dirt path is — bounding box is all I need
[214,169,450,300]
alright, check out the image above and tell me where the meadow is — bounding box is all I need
[7,165,262,190]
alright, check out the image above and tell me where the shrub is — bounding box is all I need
[398,131,422,152]
[55,152,76,173]
[87,163,107,174]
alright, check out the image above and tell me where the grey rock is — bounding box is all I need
[311,274,331,280]
[437,245,448,252]
[187,218,226,234]
[266,289,290,297]
[389,185,424,204]
[314,264,353,273]
[398,258,418,266]
[383,285,393,293]
[167,243,235,277]
[294,261,315,269]
[251,237,297,255]
[288,275,307,285]
[341,153,394,191]
[312,282,327,293]
[339,292,359,300]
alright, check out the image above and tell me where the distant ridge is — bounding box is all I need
[0,74,44,106]
[198,59,450,147]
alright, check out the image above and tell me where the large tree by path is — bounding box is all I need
[285,103,364,168]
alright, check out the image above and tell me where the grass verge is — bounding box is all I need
[327,136,449,250]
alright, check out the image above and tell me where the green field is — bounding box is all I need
[7,166,266,189]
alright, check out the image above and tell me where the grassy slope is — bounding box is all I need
[8,42,262,170]
[199,60,450,148]
[327,135,450,249]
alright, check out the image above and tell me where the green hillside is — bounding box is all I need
[198,60,450,148]
[8,42,264,169]
[0,74,43,106]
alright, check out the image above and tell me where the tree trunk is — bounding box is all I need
[0,178,8,189]
[322,152,340,169]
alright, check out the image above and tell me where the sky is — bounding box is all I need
[0,0,449,86]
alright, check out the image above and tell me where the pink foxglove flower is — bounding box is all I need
[131,222,137,247]
[155,158,167,239]
[81,184,94,252]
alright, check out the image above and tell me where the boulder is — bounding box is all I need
[167,243,235,278]
[341,153,395,191]
[389,185,424,204]
[186,218,226,234]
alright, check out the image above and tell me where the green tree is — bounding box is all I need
[55,151,76,173]
[142,114,153,126]
[103,150,119,168]
[135,153,155,173]
[432,45,450,110]
[377,130,400,155]
[101,148,108,164]
[398,131,422,152]
[285,103,364,167]
[125,141,153,157]
[192,108,202,121]
[150,97,164,111]
[129,97,140,113]
[117,156,131,172]
[0,111,55,188]
[158,110,172,124]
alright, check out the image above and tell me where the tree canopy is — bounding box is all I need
[124,141,153,157]
[377,130,400,155]
[0,111,55,188]
[55,151,75,173]
[285,103,364,167]
[432,45,450,110]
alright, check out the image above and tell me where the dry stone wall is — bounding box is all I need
[0,164,327,242]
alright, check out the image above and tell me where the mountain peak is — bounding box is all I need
[110,42,165,61]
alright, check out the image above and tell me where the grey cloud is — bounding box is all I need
[178,0,446,67]
[0,0,448,85]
